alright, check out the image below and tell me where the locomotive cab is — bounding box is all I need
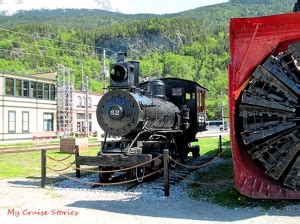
[140,78,207,141]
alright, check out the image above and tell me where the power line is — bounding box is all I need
[0,27,117,55]
[0,48,102,75]
[0,37,103,58]
[0,47,104,67]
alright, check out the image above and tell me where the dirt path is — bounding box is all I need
[0,178,299,224]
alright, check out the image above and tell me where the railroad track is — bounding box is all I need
[161,156,213,187]
[121,155,214,192]
[50,153,218,192]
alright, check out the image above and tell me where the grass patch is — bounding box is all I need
[0,138,100,149]
[188,157,300,209]
[192,136,231,158]
[0,147,100,179]
[0,139,60,148]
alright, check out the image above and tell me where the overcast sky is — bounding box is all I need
[0,0,228,14]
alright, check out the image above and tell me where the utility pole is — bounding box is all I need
[81,62,84,91]
[85,76,89,138]
[103,48,106,93]
[221,89,225,131]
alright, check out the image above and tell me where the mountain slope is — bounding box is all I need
[0,0,298,119]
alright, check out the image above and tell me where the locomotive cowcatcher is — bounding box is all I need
[76,52,207,182]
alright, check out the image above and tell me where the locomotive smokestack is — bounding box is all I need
[117,52,127,62]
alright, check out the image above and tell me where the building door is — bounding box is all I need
[43,113,53,131]
[77,122,81,132]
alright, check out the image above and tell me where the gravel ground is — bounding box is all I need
[0,159,299,224]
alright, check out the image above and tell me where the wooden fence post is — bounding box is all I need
[219,135,222,156]
[41,149,46,188]
[163,149,170,197]
[75,145,81,178]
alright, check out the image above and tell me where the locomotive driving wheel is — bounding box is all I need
[99,167,113,182]
[126,166,145,183]
[169,139,178,169]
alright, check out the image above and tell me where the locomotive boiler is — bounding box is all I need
[229,2,300,199]
[77,52,207,181]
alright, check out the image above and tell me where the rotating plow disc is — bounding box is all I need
[239,43,300,190]
[229,13,300,199]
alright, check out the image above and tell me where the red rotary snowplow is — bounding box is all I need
[229,12,300,199]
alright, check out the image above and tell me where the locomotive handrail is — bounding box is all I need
[46,166,163,186]
[101,133,108,149]
[148,105,176,128]
[126,130,149,152]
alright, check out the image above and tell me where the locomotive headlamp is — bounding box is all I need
[111,64,128,83]
[109,52,139,88]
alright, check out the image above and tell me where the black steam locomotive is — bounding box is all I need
[77,53,207,181]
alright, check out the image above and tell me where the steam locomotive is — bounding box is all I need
[229,1,300,199]
[78,53,207,181]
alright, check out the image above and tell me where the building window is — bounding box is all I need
[23,81,29,97]
[82,97,85,108]
[31,82,37,98]
[43,113,53,131]
[77,96,82,107]
[50,84,55,100]
[5,78,14,96]
[76,113,92,120]
[88,97,92,108]
[44,84,50,100]
[15,79,22,97]
[22,112,29,132]
[8,111,16,133]
[38,83,43,99]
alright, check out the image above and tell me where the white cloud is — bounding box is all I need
[0,0,228,15]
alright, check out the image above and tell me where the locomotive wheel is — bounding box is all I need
[191,145,200,158]
[238,42,300,190]
[135,166,145,183]
[126,167,145,182]
[169,148,178,169]
[169,139,181,169]
[99,167,113,182]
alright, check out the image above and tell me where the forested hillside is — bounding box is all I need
[0,0,296,119]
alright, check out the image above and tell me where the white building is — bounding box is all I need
[73,90,103,137]
[0,71,104,141]
[0,71,57,141]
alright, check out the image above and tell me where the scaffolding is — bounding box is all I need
[56,65,74,137]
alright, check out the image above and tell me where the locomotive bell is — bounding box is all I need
[148,80,166,98]
[110,52,139,88]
